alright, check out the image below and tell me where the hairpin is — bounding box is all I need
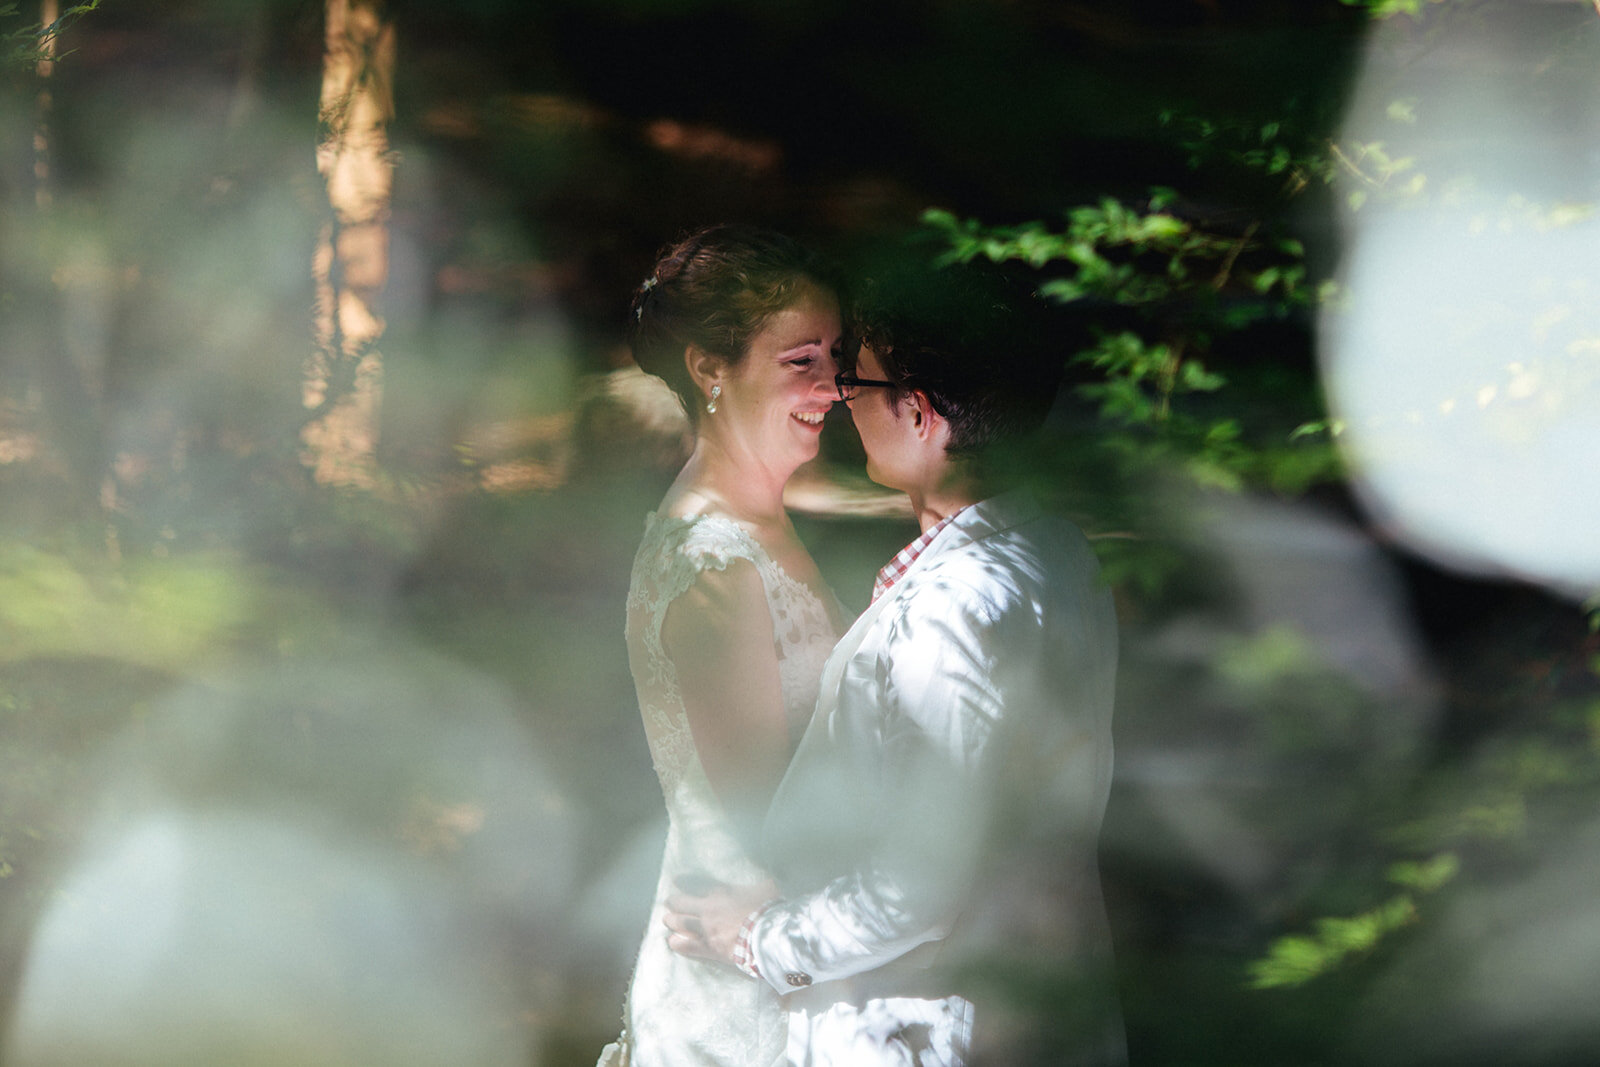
[635,276,659,321]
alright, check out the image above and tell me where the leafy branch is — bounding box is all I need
[1337,0,1453,20]
[922,190,1339,495]
[2,0,104,70]
[1247,853,1459,989]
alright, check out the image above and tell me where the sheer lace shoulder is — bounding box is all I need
[611,510,841,1067]
[625,511,837,797]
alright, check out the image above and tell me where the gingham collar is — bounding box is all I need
[870,508,967,604]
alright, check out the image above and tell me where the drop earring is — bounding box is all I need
[706,385,721,414]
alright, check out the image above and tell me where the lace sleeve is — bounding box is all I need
[626,514,779,800]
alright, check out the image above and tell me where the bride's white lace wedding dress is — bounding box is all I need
[599,511,839,1067]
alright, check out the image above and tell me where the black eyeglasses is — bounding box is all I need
[835,371,897,402]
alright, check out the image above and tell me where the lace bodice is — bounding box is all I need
[604,511,840,1067]
[625,511,838,800]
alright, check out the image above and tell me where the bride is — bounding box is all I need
[599,225,846,1067]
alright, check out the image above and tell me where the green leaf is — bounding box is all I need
[1387,853,1459,893]
[1184,456,1243,492]
[1289,419,1345,441]
[1141,214,1187,241]
[1247,935,1329,990]
[1179,360,1224,392]
[1148,186,1179,211]
[1204,418,1242,444]
[1037,278,1086,304]
[1248,893,1418,989]
[1386,97,1419,124]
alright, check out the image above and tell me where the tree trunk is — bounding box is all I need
[13,0,109,525]
[301,0,394,488]
[34,0,57,209]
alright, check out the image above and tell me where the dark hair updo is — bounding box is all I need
[628,224,835,416]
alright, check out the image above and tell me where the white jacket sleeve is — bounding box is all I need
[751,577,1010,993]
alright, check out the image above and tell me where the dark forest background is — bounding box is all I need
[2,1,1598,1064]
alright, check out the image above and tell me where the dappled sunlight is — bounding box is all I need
[506,93,613,133]
[644,119,782,173]
[303,0,397,489]
[784,456,913,520]
[0,544,262,670]
[3,1,1599,1062]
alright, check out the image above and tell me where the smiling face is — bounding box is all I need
[705,282,842,478]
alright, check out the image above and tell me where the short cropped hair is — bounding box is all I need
[849,261,1063,457]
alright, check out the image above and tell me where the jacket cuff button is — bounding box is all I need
[785,972,813,988]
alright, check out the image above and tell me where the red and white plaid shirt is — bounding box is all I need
[733,908,765,978]
[870,510,965,604]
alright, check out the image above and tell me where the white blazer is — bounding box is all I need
[750,492,1125,1065]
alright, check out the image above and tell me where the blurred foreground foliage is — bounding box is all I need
[0,542,262,669]
[922,156,1340,499]
[1247,853,1456,990]
[917,101,1348,602]
[921,1,1600,1049]
[1,0,1598,1062]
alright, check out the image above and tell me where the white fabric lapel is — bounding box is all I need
[811,584,892,726]
[810,492,1040,728]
